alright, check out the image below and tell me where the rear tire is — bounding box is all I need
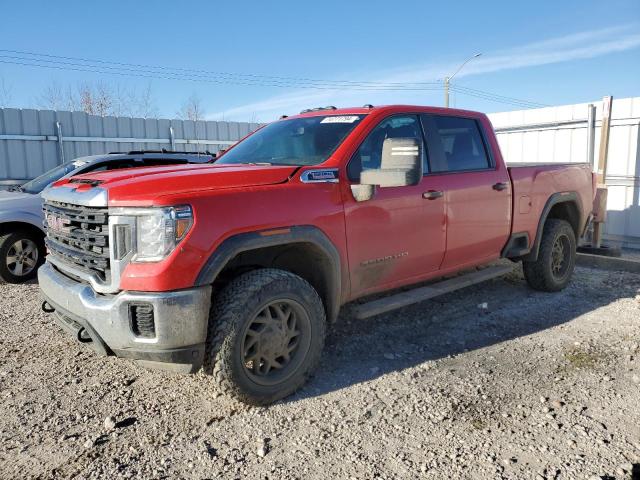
[0,230,45,284]
[203,268,326,405]
[523,219,576,292]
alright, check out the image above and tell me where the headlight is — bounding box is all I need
[113,206,193,263]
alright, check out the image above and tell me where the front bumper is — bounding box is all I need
[38,261,211,373]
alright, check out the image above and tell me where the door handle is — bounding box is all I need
[422,190,443,200]
[492,182,509,191]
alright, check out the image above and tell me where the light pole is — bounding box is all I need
[444,53,482,108]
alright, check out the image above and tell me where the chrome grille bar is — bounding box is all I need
[43,201,110,280]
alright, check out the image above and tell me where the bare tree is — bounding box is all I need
[37,81,158,117]
[38,81,83,112]
[135,82,158,118]
[113,82,158,118]
[37,82,76,111]
[108,84,128,117]
[0,76,12,108]
[177,93,206,121]
[76,82,113,116]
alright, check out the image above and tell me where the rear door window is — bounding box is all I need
[423,115,491,173]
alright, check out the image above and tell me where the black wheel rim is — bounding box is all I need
[551,234,571,280]
[240,299,312,387]
[6,239,39,277]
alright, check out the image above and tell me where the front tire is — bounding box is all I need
[523,219,576,292]
[0,230,45,284]
[203,268,326,405]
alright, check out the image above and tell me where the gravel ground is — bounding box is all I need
[1,264,639,480]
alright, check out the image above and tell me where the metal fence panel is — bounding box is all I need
[0,108,261,183]
[7,101,636,247]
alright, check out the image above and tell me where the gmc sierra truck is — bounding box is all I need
[39,105,595,405]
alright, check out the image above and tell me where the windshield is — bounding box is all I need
[216,115,364,166]
[20,160,87,194]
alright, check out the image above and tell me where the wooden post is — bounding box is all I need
[592,96,613,248]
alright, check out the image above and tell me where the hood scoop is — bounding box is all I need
[69,178,104,187]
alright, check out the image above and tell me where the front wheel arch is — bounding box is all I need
[0,221,45,240]
[195,226,343,322]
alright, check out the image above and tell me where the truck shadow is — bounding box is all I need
[289,264,640,402]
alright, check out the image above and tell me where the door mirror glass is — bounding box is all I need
[360,137,423,187]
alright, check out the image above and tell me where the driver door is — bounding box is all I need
[343,114,447,297]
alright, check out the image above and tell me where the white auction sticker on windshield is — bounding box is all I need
[320,116,360,124]
[72,160,87,167]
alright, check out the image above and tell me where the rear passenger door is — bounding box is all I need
[420,114,511,269]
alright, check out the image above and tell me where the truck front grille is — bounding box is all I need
[43,201,110,281]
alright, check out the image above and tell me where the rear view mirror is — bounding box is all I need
[360,137,422,188]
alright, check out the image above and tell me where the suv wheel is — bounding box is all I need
[204,268,326,405]
[523,219,576,292]
[0,231,45,284]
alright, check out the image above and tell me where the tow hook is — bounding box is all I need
[41,301,55,313]
[77,327,92,343]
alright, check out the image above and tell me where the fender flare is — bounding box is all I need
[522,192,583,262]
[0,211,45,233]
[194,225,343,322]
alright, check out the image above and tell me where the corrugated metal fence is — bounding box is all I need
[0,108,261,182]
[488,97,640,249]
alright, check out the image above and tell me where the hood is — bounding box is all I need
[0,189,35,201]
[50,163,299,206]
[0,189,40,205]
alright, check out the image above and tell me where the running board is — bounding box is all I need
[352,264,513,320]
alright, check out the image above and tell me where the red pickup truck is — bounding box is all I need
[39,105,595,404]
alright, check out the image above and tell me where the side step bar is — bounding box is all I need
[353,264,513,320]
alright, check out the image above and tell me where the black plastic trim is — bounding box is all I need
[194,225,342,322]
[111,344,205,370]
[501,232,531,258]
[42,293,111,356]
[522,192,583,262]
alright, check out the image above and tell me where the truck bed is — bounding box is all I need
[507,162,594,247]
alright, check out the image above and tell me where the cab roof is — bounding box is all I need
[289,104,485,120]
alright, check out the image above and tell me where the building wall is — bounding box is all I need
[488,97,640,248]
[0,108,261,182]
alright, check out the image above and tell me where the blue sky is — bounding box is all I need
[0,0,638,122]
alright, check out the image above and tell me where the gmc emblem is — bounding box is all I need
[46,213,70,233]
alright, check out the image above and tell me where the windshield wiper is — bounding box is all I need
[241,162,272,166]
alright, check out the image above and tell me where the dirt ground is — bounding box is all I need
[1,263,639,480]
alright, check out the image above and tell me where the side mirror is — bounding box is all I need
[352,137,423,201]
[361,137,422,187]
